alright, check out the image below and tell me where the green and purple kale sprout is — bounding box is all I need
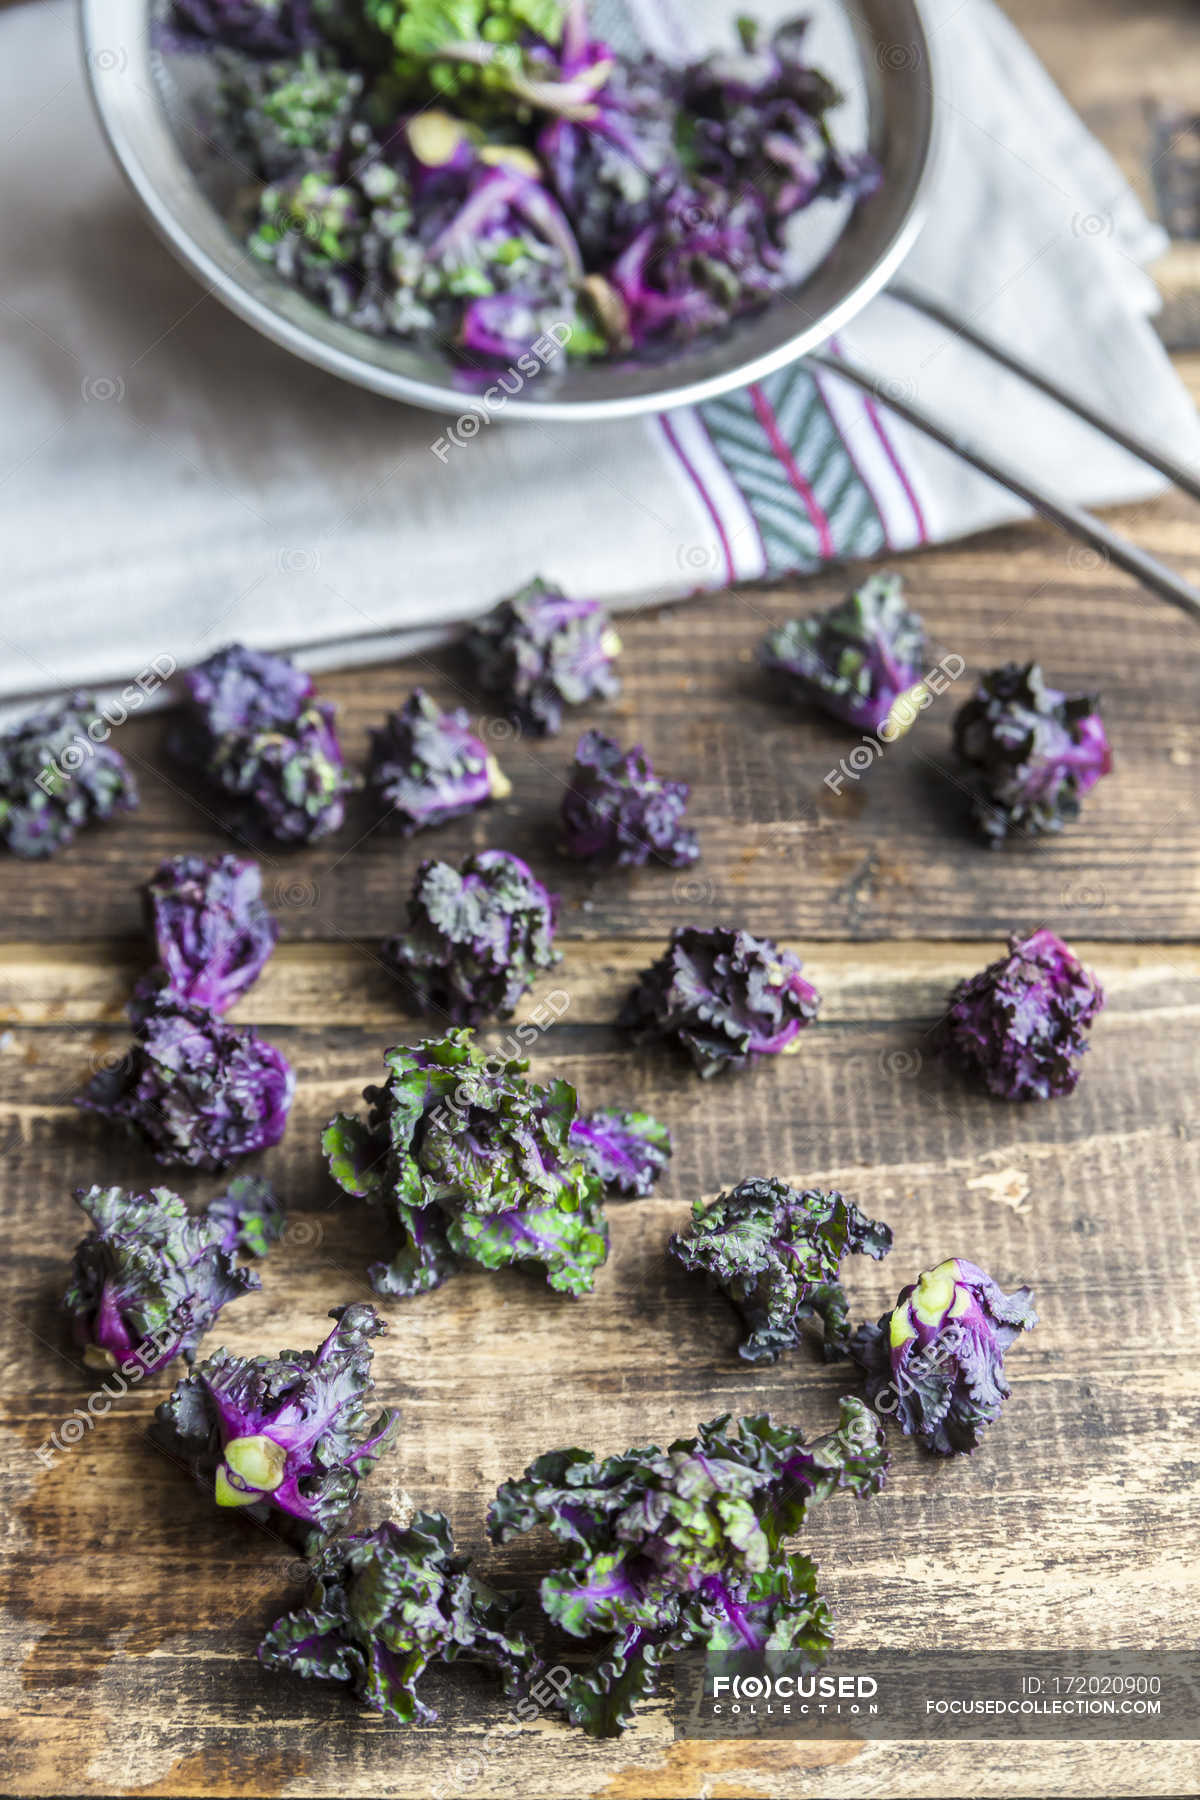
[952,661,1112,843]
[78,999,295,1171]
[851,1258,1037,1456]
[381,848,559,1025]
[670,1179,892,1363]
[204,1172,289,1258]
[322,1028,608,1298]
[463,579,621,737]
[81,850,293,1166]
[63,1178,282,1375]
[247,164,372,323]
[136,853,279,1018]
[0,692,138,859]
[363,0,594,108]
[621,925,820,1078]
[936,929,1104,1101]
[217,48,366,182]
[605,186,783,349]
[488,1396,888,1737]
[596,6,886,355]
[259,1512,540,1723]
[169,643,355,846]
[246,113,599,355]
[153,1303,401,1542]
[162,4,876,361]
[759,573,929,737]
[569,1107,671,1198]
[560,730,698,869]
[538,47,683,268]
[680,17,879,229]
[366,688,510,836]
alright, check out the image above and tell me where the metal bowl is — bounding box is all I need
[81,0,938,421]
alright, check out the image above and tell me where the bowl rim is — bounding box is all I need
[81,0,943,421]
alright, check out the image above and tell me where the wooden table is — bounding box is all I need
[3,4,1200,1797]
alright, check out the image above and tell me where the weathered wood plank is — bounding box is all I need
[1,946,1197,1796]
[2,935,1194,1025]
[1006,0,1200,208]
[2,558,1199,944]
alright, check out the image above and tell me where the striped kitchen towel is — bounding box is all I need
[0,0,1197,718]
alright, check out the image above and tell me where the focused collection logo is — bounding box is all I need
[709,1672,880,1715]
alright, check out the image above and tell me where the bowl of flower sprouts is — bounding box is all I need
[83,0,939,418]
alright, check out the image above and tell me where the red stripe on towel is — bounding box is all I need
[748,382,836,560]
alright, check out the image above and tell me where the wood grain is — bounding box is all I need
[2,552,1200,947]
[3,1,1200,1795]
[2,943,1199,1797]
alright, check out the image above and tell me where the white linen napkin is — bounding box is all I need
[0,0,1196,721]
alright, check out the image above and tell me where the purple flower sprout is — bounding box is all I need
[169,643,355,846]
[382,849,560,1026]
[488,1395,888,1736]
[851,1257,1037,1455]
[78,998,295,1171]
[153,1303,401,1543]
[759,573,929,736]
[936,928,1104,1101]
[63,1179,282,1374]
[138,853,279,1017]
[621,925,820,1078]
[366,688,510,835]
[462,579,621,736]
[259,1512,539,1724]
[669,1178,892,1362]
[561,730,698,869]
[323,1028,608,1299]
[0,692,138,859]
[953,662,1112,842]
